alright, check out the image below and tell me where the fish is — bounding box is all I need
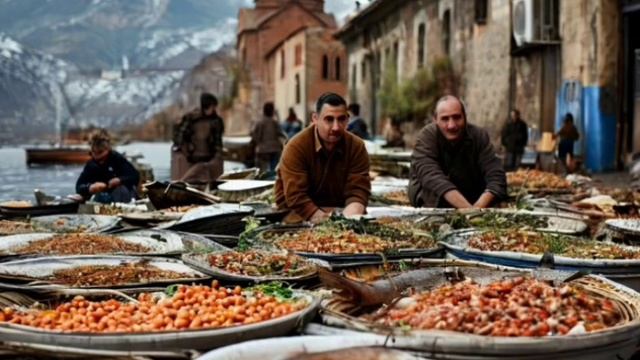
[319,265,574,307]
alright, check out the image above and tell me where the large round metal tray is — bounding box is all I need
[200,335,423,360]
[440,229,640,274]
[315,261,640,360]
[161,204,254,236]
[255,224,444,264]
[0,229,185,257]
[182,250,318,283]
[605,219,640,237]
[0,255,209,289]
[469,209,589,235]
[30,214,121,233]
[0,291,319,351]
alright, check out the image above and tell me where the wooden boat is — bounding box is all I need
[25,147,90,166]
[144,181,220,210]
[0,202,80,218]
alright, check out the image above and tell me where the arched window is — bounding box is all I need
[295,74,301,104]
[280,49,285,78]
[442,10,451,56]
[417,23,426,67]
[475,0,488,24]
[335,57,341,80]
[351,64,357,88]
[322,55,329,79]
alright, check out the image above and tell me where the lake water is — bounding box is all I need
[0,142,244,202]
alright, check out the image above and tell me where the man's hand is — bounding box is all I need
[89,182,108,194]
[309,209,330,224]
[343,202,366,217]
[473,191,495,209]
[108,177,121,189]
[443,190,473,209]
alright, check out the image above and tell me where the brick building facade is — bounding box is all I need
[337,0,640,172]
[267,27,346,124]
[236,0,345,127]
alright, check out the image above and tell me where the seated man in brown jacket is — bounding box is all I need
[408,95,506,208]
[275,92,371,223]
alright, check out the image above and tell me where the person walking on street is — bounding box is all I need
[76,129,140,203]
[175,93,225,185]
[251,102,287,175]
[275,93,371,223]
[408,95,506,209]
[347,103,370,140]
[556,113,580,171]
[500,109,529,171]
[282,107,303,139]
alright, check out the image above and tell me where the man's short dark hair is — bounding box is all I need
[316,92,347,113]
[263,102,275,117]
[200,93,218,110]
[347,103,360,116]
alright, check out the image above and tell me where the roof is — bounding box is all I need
[237,1,337,36]
[334,0,395,40]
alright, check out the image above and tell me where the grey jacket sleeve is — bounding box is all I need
[477,129,507,199]
[410,126,457,199]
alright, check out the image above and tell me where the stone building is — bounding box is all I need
[337,0,640,172]
[236,0,345,125]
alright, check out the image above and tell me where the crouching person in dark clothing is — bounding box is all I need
[409,95,506,208]
[76,129,140,203]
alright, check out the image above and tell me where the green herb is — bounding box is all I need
[398,321,412,332]
[251,282,294,300]
[398,260,411,272]
[544,234,570,254]
[165,284,179,297]
[237,217,261,251]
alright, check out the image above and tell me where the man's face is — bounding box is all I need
[204,105,216,116]
[435,98,466,141]
[312,104,349,146]
[511,111,518,121]
[91,146,110,164]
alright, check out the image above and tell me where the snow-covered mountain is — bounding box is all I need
[0,0,244,141]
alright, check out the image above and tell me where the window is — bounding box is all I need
[475,0,488,24]
[280,50,285,78]
[352,64,357,88]
[393,41,399,69]
[541,0,559,40]
[417,23,426,67]
[335,57,341,80]
[322,54,329,79]
[442,10,451,56]
[361,60,366,83]
[295,74,301,104]
[294,44,302,66]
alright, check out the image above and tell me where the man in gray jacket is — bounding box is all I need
[408,95,506,208]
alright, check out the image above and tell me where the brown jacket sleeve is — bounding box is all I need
[343,139,371,206]
[476,129,507,199]
[410,125,457,200]
[278,142,319,220]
